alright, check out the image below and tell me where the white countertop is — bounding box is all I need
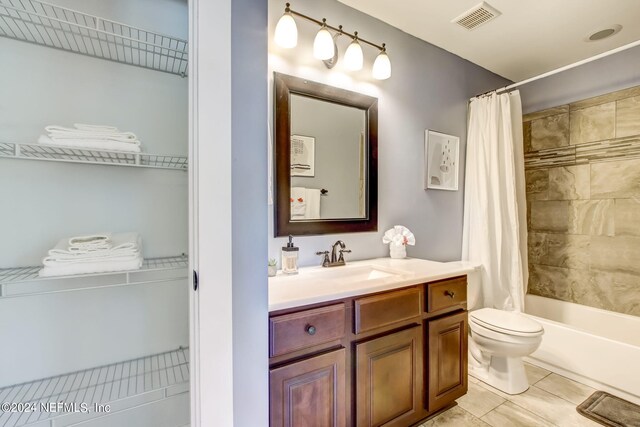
[269,257,479,312]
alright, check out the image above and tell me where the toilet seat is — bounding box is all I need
[470,308,543,337]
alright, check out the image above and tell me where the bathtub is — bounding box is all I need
[524,294,640,404]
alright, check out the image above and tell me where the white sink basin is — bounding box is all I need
[308,264,411,286]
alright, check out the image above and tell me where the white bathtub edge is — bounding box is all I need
[524,309,640,406]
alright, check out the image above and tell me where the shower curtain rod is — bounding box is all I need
[473,38,640,99]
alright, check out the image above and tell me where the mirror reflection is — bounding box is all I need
[274,72,377,237]
[290,94,367,221]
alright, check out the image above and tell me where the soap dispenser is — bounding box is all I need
[281,235,299,275]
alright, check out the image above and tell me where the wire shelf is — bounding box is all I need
[0,142,188,170]
[0,0,188,76]
[0,347,189,427]
[0,255,188,298]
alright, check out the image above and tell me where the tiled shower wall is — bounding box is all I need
[524,85,640,317]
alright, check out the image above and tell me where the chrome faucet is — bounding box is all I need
[316,240,351,267]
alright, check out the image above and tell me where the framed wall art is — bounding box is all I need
[290,134,315,177]
[425,130,459,191]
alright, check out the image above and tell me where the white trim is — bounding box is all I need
[189,0,235,425]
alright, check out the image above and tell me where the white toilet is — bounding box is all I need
[466,269,544,394]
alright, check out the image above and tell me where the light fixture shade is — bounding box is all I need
[343,40,363,71]
[372,51,391,80]
[274,12,297,48]
[313,27,335,60]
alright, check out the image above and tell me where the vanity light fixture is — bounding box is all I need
[313,19,335,60]
[274,3,391,80]
[274,3,298,48]
[343,32,364,71]
[372,44,391,80]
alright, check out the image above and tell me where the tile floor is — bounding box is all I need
[419,362,601,427]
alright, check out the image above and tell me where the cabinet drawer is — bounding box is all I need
[427,276,467,313]
[354,288,422,334]
[270,303,345,357]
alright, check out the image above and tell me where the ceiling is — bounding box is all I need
[337,0,640,81]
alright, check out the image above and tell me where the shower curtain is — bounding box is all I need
[462,91,528,312]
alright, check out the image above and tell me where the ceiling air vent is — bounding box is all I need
[452,2,501,30]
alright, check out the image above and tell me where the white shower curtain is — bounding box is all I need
[462,91,528,312]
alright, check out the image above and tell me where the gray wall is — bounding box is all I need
[291,95,364,218]
[268,0,509,267]
[231,0,269,425]
[0,0,188,386]
[520,45,640,114]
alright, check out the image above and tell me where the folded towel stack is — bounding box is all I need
[38,123,142,153]
[39,232,143,277]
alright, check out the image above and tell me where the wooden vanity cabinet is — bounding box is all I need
[355,326,423,427]
[425,276,469,413]
[353,288,424,426]
[269,276,468,427]
[270,349,346,427]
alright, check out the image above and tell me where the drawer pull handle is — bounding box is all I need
[444,290,455,299]
[305,325,317,335]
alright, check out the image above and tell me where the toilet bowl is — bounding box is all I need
[468,307,544,394]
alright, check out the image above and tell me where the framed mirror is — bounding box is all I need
[274,72,378,236]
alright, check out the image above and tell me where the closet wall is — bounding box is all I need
[0,0,189,407]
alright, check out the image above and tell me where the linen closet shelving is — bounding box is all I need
[0,1,190,426]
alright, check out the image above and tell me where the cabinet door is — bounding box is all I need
[427,311,468,412]
[356,326,423,427]
[270,349,346,427]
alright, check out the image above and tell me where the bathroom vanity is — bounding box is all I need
[268,258,474,426]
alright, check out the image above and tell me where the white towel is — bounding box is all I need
[45,125,140,143]
[38,258,143,277]
[291,187,306,219]
[304,189,321,219]
[69,234,111,246]
[74,124,120,132]
[46,232,140,262]
[40,233,143,277]
[67,234,112,251]
[38,134,142,153]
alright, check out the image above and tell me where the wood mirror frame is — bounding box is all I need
[274,72,378,236]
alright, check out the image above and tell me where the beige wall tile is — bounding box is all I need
[525,86,640,316]
[590,235,640,275]
[531,114,569,151]
[548,165,590,200]
[606,272,640,316]
[528,233,548,264]
[569,200,614,236]
[591,158,640,199]
[546,234,589,269]
[530,201,569,232]
[525,169,548,200]
[523,105,569,123]
[528,264,572,300]
[577,271,640,316]
[615,198,640,236]
[523,121,532,153]
[616,95,640,138]
[570,103,615,145]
